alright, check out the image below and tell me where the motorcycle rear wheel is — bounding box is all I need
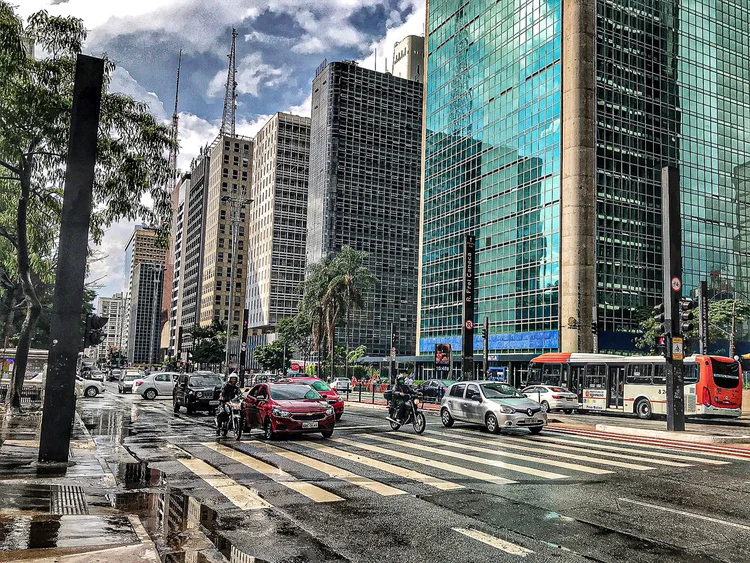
[233,417,243,440]
[413,412,426,434]
[389,420,401,431]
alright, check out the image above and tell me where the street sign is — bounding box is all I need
[671,276,682,292]
[672,337,684,361]
[465,320,474,330]
[241,343,246,352]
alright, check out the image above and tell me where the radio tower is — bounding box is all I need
[220,28,238,137]
[169,49,182,191]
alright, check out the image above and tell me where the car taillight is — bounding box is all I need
[551,395,563,399]
[702,387,711,407]
[136,381,144,386]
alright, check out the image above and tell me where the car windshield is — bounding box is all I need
[547,386,568,393]
[482,383,524,398]
[309,381,331,391]
[124,373,141,380]
[270,385,322,400]
[189,375,223,387]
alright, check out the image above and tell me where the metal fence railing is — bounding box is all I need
[0,385,43,404]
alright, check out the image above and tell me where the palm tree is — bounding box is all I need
[325,246,377,381]
[300,258,334,379]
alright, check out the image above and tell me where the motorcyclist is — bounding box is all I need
[390,374,412,424]
[216,373,241,436]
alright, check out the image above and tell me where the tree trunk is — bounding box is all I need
[1,286,19,349]
[344,308,350,382]
[7,162,42,413]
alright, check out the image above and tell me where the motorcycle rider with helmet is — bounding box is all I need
[390,374,412,424]
[216,372,241,436]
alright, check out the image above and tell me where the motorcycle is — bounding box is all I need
[217,398,244,440]
[384,390,426,434]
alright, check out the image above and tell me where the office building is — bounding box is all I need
[122,225,168,357]
[418,0,750,359]
[307,61,422,356]
[127,263,165,365]
[92,292,124,362]
[178,151,210,356]
[198,134,253,343]
[167,175,190,356]
[392,35,424,83]
[246,113,310,354]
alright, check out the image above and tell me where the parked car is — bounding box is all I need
[137,372,180,400]
[173,372,224,414]
[277,377,344,420]
[521,385,578,414]
[330,377,351,391]
[75,375,105,398]
[440,381,546,434]
[118,370,144,393]
[84,370,105,382]
[108,368,122,382]
[415,379,453,401]
[242,383,335,439]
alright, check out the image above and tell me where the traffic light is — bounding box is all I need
[84,314,109,347]
[679,298,696,334]
[591,321,598,335]
[653,303,667,335]
[482,326,488,339]
[391,330,397,348]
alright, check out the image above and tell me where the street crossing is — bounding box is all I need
[171,425,750,511]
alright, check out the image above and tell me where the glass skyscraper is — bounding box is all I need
[419,0,750,357]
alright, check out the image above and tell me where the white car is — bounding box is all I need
[521,385,578,413]
[330,378,351,391]
[76,376,105,398]
[137,372,180,400]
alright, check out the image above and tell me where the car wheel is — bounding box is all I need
[173,398,180,413]
[635,398,652,420]
[441,408,454,428]
[529,426,543,435]
[321,429,333,438]
[540,401,550,413]
[85,386,98,398]
[563,409,574,414]
[485,413,500,434]
[263,418,276,440]
[144,389,157,400]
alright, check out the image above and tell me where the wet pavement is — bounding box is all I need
[0,382,748,562]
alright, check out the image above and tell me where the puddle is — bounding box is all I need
[0,514,137,550]
[112,460,163,489]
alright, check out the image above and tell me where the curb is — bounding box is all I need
[595,424,750,444]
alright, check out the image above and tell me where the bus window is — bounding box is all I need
[542,364,562,386]
[527,365,542,386]
[626,364,651,384]
[585,364,605,389]
[710,359,741,389]
[652,364,666,385]
[684,363,699,384]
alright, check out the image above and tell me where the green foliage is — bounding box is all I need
[162,355,179,371]
[189,319,226,366]
[277,315,313,360]
[347,345,366,364]
[253,340,293,373]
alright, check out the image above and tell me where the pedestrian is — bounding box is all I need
[352,375,358,390]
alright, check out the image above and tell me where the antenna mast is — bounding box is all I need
[169,49,182,192]
[220,28,238,138]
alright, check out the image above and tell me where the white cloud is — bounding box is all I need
[207,53,288,98]
[177,113,219,169]
[288,94,312,118]
[109,67,168,120]
[87,219,138,299]
[358,0,424,72]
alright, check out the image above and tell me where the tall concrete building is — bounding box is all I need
[127,263,165,365]
[307,61,422,356]
[177,151,210,356]
[198,134,253,343]
[167,175,190,356]
[392,35,424,83]
[246,113,311,354]
[418,0,750,361]
[122,226,167,357]
[92,293,124,362]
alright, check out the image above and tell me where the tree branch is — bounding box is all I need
[0,176,20,182]
[0,227,18,249]
[23,151,64,159]
[0,160,20,176]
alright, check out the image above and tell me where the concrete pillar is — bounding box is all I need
[560,0,597,353]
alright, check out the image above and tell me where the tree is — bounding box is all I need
[277,315,313,362]
[325,246,377,381]
[299,257,335,379]
[0,4,174,411]
[253,340,293,373]
[189,320,226,368]
[162,355,179,371]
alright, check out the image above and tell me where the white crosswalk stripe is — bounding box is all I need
[177,458,271,510]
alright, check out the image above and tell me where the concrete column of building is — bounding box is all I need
[560,0,597,353]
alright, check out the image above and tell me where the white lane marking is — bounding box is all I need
[297,440,464,490]
[202,442,342,503]
[453,527,533,557]
[367,434,568,480]
[178,458,271,510]
[337,425,391,430]
[618,498,750,531]
[252,442,407,497]
[416,432,612,475]
[334,438,516,485]
[448,429,655,471]
[530,435,728,465]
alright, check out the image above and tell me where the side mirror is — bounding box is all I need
[471,395,482,402]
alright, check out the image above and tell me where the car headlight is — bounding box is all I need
[326,407,334,416]
[498,405,515,414]
[272,407,292,417]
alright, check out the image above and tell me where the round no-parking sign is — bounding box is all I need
[465,320,474,330]
[671,276,682,292]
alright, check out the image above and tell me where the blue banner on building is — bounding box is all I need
[420,330,559,354]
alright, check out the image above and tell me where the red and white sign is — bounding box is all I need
[290,362,301,372]
[465,320,474,330]
[671,276,682,292]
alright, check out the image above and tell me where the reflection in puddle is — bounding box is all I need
[114,460,163,489]
[0,514,137,550]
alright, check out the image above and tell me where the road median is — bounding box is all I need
[595,423,750,444]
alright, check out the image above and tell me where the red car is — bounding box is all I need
[242,383,335,439]
[278,377,344,420]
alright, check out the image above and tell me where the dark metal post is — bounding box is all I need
[698,281,708,354]
[662,166,685,431]
[389,323,397,384]
[39,55,104,464]
[482,317,489,379]
[462,235,476,380]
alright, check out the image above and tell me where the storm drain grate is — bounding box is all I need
[50,485,89,515]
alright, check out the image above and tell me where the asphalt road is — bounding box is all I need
[77,383,750,563]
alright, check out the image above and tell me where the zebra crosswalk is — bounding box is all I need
[171,425,750,512]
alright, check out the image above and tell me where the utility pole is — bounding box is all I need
[39,55,104,465]
[389,323,397,384]
[482,317,489,379]
[662,166,685,432]
[698,280,708,354]
[462,235,476,381]
[147,264,163,373]
[730,299,737,358]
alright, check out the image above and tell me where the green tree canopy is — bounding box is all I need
[253,340,293,373]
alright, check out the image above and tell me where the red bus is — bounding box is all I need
[527,353,742,419]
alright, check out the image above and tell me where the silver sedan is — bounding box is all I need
[440,381,547,434]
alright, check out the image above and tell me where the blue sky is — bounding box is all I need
[17,0,425,300]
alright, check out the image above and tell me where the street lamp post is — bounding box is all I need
[222,194,252,375]
[147,263,164,373]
